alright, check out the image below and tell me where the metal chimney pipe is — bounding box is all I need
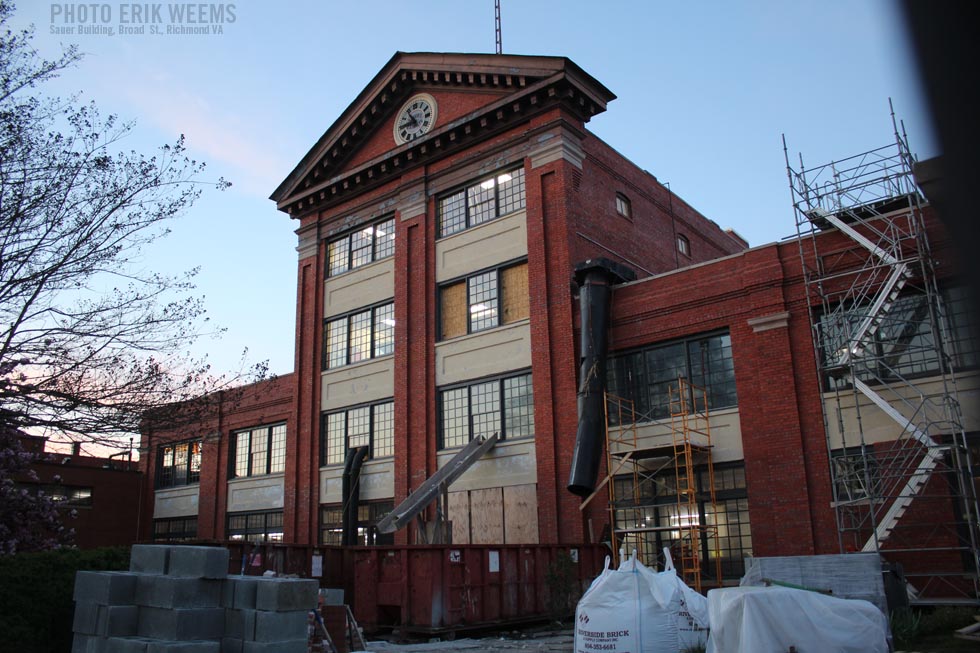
[567,258,635,497]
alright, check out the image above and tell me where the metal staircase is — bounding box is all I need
[785,112,980,601]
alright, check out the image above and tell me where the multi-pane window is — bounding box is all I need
[232,424,286,478]
[327,217,395,277]
[438,167,526,237]
[607,331,737,423]
[677,234,690,256]
[439,372,534,448]
[320,501,394,546]
[613,464,752,579]
[616,193,631,219]
[18,483,94,507]
[818,285,979,389]
[157,440,202,488]
[321,401,394,465]
[440,262,528,339]
[227,510,283,543]
[323,302,395,370]
[153,517,197,542]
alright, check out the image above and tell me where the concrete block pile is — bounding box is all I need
[72,545,319,653]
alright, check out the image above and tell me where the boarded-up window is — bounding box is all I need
[440,281,467,339]
[440,261,528,340]
[501,263,529,324]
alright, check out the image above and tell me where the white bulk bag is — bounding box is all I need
[574,552,708,653]
[641,550,709,651]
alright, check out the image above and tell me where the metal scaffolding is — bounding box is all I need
[785,109,980,602]
[599,380,722,592]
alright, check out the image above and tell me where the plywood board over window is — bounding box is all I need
[501,263,529,324]
[448,491,471,544]
[470,487,504,544]
[441,281,467,339]
[504,484,539,543]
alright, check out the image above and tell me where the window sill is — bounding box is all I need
[320,456,394,470]
[437,433,534,453]
[325,254,394,281]
[437,317,531,345]
[322,352,394,375]
[154,484,201,495]
[228,471,286,485]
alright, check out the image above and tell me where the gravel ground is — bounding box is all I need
[362,629,575,653]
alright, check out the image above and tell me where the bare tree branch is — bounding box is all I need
[0,2,267,450]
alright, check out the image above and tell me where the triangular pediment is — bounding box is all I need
[271,52,615,218]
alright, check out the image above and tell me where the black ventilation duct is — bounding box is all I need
[567,258,635,497]
[341,445,369,545]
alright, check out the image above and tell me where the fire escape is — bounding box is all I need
[785,111,980,602]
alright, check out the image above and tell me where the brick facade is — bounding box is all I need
[137,53,975,595]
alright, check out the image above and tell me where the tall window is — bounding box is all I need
[320,501,394,546]
[818,285,978,389]
[327,217,395,277]
[439,372,534,449]
[232,424,286,478]
[321,401,394,465]
[613,464,752,579]
[607,331,736,423]
[157,440,202,488]
[323,302,395,370]
[438,167,526,237]
[227,510,283,543]
[440,262,528,339]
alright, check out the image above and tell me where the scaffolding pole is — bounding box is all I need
[602,379,721,593]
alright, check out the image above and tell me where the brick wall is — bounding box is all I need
[139,375,294,542]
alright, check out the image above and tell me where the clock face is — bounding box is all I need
[394,94,437,144]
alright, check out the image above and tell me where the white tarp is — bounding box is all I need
[706,586,889,653]
[573,552,708,653]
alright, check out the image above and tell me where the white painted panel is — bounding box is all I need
[320,467,343,504]
[324,258,394,318]
[612,407,743,464]
[824,371,980,449]
[321,357,394,410]
[435,321,531,386]
[437,438,537,492]
[318,459,394,504]
[226,474,284,512]
[154,485,200,519]
[435,210,527,283]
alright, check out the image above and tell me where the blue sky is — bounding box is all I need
[10,1,932,379]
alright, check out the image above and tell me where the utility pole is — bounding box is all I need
[495,0,502,54]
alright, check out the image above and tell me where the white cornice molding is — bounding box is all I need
[747,311,791,333]
[529,131,585,170]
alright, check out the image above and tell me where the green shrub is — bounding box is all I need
[890,609,922,650]
[0,547,130,653]
[545,550,579,622]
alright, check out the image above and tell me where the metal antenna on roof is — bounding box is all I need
[495,0,503,54]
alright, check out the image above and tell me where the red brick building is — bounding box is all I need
[139,53,979,599]
[13,434,142,549]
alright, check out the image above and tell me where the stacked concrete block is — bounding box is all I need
[72,545,317,653]
[220,576,319,653]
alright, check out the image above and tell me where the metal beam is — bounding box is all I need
[377,432,498,534]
